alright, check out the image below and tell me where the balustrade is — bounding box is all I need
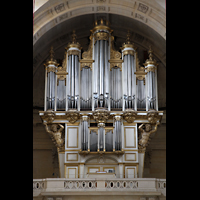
[33,180,45,190]
[33,178,166,192]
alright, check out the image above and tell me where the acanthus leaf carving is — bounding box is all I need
[93,109,110,124]
[123,109,137,123]
[65,110,80,124]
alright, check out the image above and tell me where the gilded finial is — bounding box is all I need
[44,46,58,66]
[148,45,153,61]
[126,30,131,44]
[72,30,77,44]
[144,46,158,67]
[100,18,104,25]
[49,46,54,61]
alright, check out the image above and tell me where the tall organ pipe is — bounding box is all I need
[122,54,136,110]
[147,71,156,109]
[47,69,56,110]
[144,47,158,111]
[99,40,104,95]
[104,41,109,94]
[93,38,109,108]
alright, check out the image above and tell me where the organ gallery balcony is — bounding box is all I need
[33,178,166,199]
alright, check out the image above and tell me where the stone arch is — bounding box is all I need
[33,0,165,45]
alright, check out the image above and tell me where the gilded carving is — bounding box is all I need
[90,18,113,34]
[65,110,80,124]
[123,109,137,123]
[122,50,134,56]
[147,110,159,124]
[82,36,93,60]
[80,34,94,70]
[68,50,80,56]
[94,32,109,44]
[144,46,158,67]
[135,51,147,85]
[138,122,160,152]
[44,122,65,151]
[80,61,93,71]
[43,111,55,124]
[114,115,122,122]
[44,46,59,67]
[65,30,82,55]
[146,66,156,73]
[56,66,67,86]
[82,115,89,121]
[93,109,110,124]
[120,30,136,52]
[109,61,123,71]
[46,66,57,73]
[110,36,122,60]
[109,35,123,71]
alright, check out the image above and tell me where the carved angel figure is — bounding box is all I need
[44,122,64,148]
[138,122,160,148]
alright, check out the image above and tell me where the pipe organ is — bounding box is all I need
[40,19,163,179]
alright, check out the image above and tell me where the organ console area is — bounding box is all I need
[39,18,163,179]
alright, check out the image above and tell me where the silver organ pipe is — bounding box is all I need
[93,33,110,109]
[67,55,71,109]
[90,130,98,152]
[81,116,89,151]
[144,46,158,111]
[80,68,92,109]
[48,70,56,110]
[44,47,58,111]
[104,40,109,94]
[66,32,81,110]
[137,79,146,109]
[98,123,105,151]
[121,47,136,110]
[43,21,160,156]
[71,55,75,98]
[105,130,113,152]
[147,70,156,110]
[123,55,128,109]
[114,115,122,151]
[44,28,159,114]
[99,40,104,96]
[56,56,67,110]
[110,67,122,109]
[75,55,79,108]
[57,79,66,110]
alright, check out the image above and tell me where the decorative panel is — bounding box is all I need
[125,153,137,161]
[125,166,137,178]
[66,153,78,161]
[124,127,136,148]
[67,127,79,148]
[88,167,100,173]
[65,166,78,178]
